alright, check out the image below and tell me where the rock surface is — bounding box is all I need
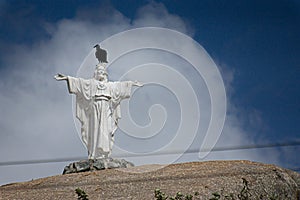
[0,160,299,199]
[63,158,134,174]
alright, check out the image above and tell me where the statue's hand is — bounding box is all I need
[54,73,67,81]
[133,80,144,87]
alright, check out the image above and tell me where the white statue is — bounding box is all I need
[55,61,143,159]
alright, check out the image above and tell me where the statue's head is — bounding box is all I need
[94,63,108,82]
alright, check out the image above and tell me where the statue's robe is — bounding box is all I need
[67,77,133,159]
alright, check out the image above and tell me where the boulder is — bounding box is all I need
[1,160,299,199]
[62,157,134,174]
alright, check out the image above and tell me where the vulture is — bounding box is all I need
[94,44,108,63]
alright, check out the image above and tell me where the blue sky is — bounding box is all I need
[0,0,299,184]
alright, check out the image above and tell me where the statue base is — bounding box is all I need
[63,157,134,174]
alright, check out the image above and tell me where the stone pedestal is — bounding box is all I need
[63,157,134,174]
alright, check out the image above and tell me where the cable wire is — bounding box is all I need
[0,141,299,167]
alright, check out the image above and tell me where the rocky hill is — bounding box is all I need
[0,160,299,199]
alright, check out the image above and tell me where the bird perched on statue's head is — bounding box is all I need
[94,44,108,63]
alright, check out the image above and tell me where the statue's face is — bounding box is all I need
[94,68,108,81]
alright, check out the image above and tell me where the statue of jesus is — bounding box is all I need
[55,62,143,159]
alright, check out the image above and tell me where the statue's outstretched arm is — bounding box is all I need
[54,73,68,81]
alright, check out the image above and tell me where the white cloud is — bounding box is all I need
[0,2,281,185]
[133,2,194,35]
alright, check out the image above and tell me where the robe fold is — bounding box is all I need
[67,76,133,159]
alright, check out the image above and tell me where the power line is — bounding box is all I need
[0,141,299,167]
[0,157,86,167]
[196,141,300,152]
